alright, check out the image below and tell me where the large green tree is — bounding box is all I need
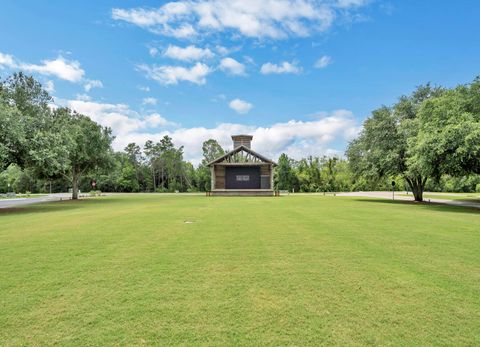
[1,73,74,178]
[347,85,444,201]
[412,78,480,179]
[0,101,25,170]
[55,108,114,199]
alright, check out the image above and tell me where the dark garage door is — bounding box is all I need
[225,166,260,189]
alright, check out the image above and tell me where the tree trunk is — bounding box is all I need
[152,168,156,192]
[72,171,79,200]
[405,176,426,202]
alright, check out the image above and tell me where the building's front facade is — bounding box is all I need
[207,135,277,196]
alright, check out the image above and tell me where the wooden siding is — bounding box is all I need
[232,135,252,149]
[214,165,225,189]
[260,165,270,176]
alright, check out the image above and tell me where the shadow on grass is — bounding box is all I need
[354,198,480,215]
[0,197,124,216]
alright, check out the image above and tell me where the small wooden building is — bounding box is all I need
[207,135,277,196]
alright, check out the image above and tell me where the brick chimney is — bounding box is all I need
[232,135,253,149]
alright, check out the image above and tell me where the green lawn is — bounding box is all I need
[1,194,479,346]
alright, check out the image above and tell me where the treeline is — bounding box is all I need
[274,153,480,193]
[3,140,479,195]
[1,72,479,199]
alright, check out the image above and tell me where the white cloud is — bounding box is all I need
[215,45,230,55]
[75,93,91,101]
[138,62,212,85]
[164,45,214,61]
[165,24,197,38]
[211,93,226,102]
[243,55,256,65]
[84,79,103,92]
[61,98,176,136]
[229,98,253,114]
[145,113,173,127]
[142,97,157,105]
[314,55,332,68]
[65,99,142,135]
[44,80,55,93]
[0,52,102,87]
[336,0,369,9]
[0,52,15,67]
[59,94,359,165]
[260,61,301,74]
[138,85,150,92]
[26,58,83,82]
[21,56,84,82]
[219,57,246,76]
[149,47,159,57]
[112,0,371,39]
[114,110,359,165]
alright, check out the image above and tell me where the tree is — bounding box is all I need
[196,139,225,191]
[0,164,22,193]
[55,108,113,199]
[324,157,338,192]
[0,73,52,170]
[0,101,26,170]
[202,139,225,163]
[144,140,160,191]
[143,136,193,192]
[159,135,177,190]
[0,73,74,179]
[275,153,297,191]
[124,143,144,190]
[347,85,444,201]
[412,78,480,179]
[0,72,52,115]
[119,161,140,192]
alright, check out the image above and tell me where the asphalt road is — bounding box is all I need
[336,191,480,209]
[0,193,72,209]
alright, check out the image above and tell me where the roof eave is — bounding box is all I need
[207,145,277,166]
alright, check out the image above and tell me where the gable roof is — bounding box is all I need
[207,145,277,166]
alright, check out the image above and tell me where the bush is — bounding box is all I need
[89,190,102,197]
[476,183,480,193]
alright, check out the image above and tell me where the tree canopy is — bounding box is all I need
[347,78,480,201]
[0,73,113,199]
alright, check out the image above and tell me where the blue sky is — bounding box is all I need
[1,0,479,164]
